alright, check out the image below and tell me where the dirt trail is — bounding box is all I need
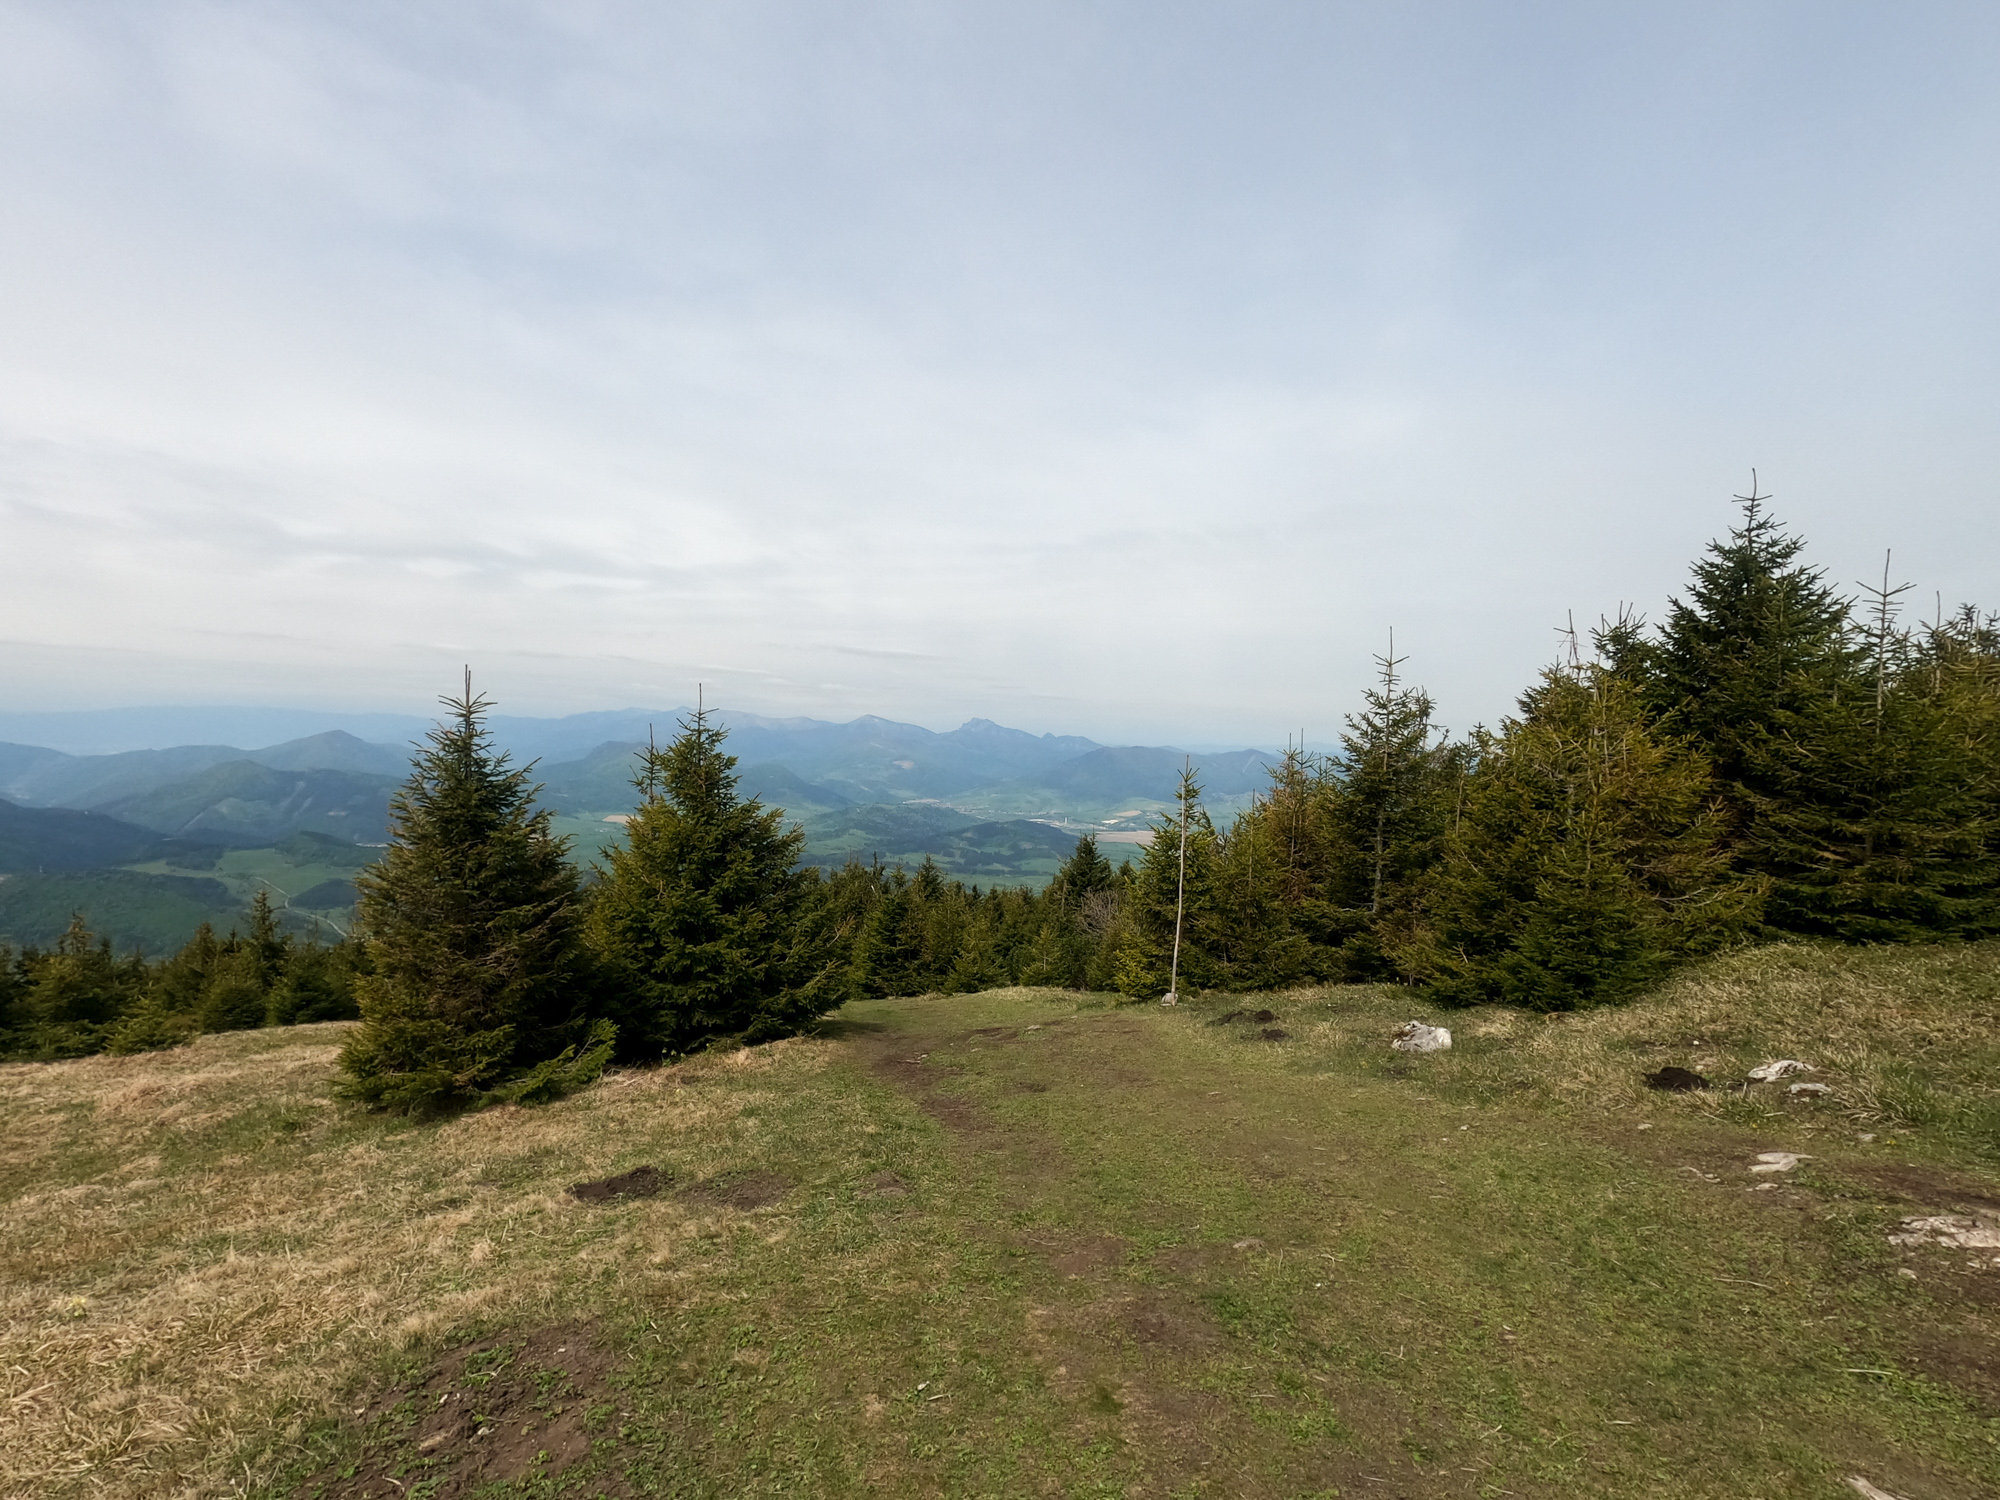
[846,994,2000,1500]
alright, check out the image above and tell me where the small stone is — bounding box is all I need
[1897,1268,1918,1280]
[1748,1059,1812,1083]
[1748,1151,1810,1174]
[1787,1081,1832,1097]
[1390,1021,1451,1054]
[1888,1214,2000,1250]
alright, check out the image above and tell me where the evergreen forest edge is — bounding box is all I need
[5,488,1996,1113]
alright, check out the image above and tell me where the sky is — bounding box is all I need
[1,2,1996,748]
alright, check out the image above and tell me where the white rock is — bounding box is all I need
[1787,1081,1832,1096]
[1160,991,1178,1007]
[1748,1151,1810,1174]
[1748,1059,1812,1082]
[1390,1021,1452,1053]
[1848,1479,1911,1500]
[1888,1214,2000,1250]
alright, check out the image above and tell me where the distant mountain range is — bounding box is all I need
[0,707,1284,950]
[0,711,1277,826]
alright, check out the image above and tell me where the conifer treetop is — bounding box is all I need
[642,691,742,819]
[1657,474,1855,684]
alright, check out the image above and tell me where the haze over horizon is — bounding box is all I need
[3,3,1997,745]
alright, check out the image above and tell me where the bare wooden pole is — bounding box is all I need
[1166,757,1190,1005]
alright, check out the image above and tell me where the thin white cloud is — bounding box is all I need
[1,2,1997,744]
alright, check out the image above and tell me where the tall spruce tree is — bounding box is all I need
[339,676,601,1112]
[1313,645,1463,977]
[1643,481,1858,884]
[1333,644,1449,912]
[1118,766,1221,997]
[586,702,841,1053]
[1644,485,1999,941]
[1757,580,2000,940]
[1400,658,1758,1009]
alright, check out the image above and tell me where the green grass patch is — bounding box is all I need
[6,942,1999,1497]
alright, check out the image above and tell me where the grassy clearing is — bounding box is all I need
[5,942,1998,1498]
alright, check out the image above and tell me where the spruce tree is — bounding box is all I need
[1013,835,1117,991]
[1645,486,1999,941]
[1759,582,2000,940]
[11,916,141,1058]
[1118,768,1221,997]
[1643,480,1859,881]
[1400,658,1758,1010]
[852,867,923,998]
[339,675,600,1112]
[944,896,1007,993]
[196,946,269,1032]
[106,923,218,1055]
[1050,835,1116,908]
[1302,645,1464,978]
[1332,643,1451,916]
[586,702,841,1053]
[1210,807,1313,989]
[0,944,25,1055]
[266,941,364,1025]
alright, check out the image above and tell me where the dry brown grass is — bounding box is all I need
[8,952,1998,1498]
[0,1023,838,1499]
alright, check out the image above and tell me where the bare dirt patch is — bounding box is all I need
[1044,1233,1127,1278]
[1116,1288,1222,1351]
[297,1322,628,1499]
[566,1165,666,1203]
[680,1170,791,1210]
[863,1171,909,1198]
[1852,1162,2000,1213]
[1905,1331,2000,1416]
[867,1051,994,1132]
[1152,1243,1229,1275]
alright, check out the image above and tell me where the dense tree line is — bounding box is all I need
[0,892,366,1062]
[5,490,1994,1106]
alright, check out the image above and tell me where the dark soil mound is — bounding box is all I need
[1251,1009,1278,1024]
[681,1170,791,1210]
[1208,1009,1246,1026]
[1643,1066,1709,1092]
[1258,1028,1290,1041]
[298,1323,630,1498]
[567,1165,666,1203]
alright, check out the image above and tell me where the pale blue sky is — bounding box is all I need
[1,2,1995,744]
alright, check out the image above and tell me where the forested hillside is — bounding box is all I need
[6,494,1994,1087]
